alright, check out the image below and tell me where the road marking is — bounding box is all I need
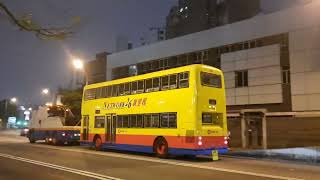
[0,153,123,180]
[29,144,304,180]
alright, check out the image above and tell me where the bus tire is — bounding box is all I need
[153,137,169,159]
[94,135,102,151]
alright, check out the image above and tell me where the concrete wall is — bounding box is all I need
[106,1,320,79]
[289,27,320,111]
[221,45,282,106]
[267,116,320,148]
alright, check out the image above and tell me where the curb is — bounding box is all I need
[226,151,320,165]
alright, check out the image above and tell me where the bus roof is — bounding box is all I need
[84,64,222,89]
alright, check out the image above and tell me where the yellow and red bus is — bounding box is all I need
[80,64,228,158]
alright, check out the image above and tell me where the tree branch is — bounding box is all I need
[0,2,74,40]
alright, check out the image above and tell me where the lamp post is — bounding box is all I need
[72,58,88,85]
[4,97,17,128]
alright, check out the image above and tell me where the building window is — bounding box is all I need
[282,66,290,84]
[235,70,248,87]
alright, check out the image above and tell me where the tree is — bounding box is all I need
[0,2,80,40]
[58,87,83,122]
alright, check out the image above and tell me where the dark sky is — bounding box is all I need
[0,0,176,105]
[0,0,309,105]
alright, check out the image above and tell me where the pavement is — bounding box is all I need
[227,147,320,164]
[0,129,320,180]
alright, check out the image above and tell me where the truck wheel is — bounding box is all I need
[45,137,52,145]
[154,137,169,159]
[29,133,35,143]
[52,137,62,146]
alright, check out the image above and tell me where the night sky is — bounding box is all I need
[0,0,309,105]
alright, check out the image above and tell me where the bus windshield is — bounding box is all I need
[200,72,222,88]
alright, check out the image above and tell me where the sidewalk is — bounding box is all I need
[226,147,320,164]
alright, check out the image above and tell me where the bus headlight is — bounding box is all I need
[62,133,66,136]
[224,140,228,145]
[198,141,203,146]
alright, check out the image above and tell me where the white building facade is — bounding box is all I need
[103,2,320,148]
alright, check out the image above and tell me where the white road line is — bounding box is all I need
[0,153,124,180]
[29,144,304,180]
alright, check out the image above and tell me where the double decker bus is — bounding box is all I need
[80,64,228,158]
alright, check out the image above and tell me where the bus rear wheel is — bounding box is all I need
[94,136,102,151]
[154,138,169,159]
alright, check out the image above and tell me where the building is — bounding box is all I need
[115,35,133,52]
[166,0,260,39]
[97,2,320,149]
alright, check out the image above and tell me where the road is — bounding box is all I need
[0,130,319,180]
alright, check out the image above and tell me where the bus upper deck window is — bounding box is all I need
[106,86,112,97]
[124,83,130,95]
[137,80,144,94]
[153,77,160,91]
[161,76,169,90]
[119,84,125,96]
[145,79,153,92]
[201,72,222,88]
[179,72,189,88]
[131,81,138,94]
[169,74,178,89]
[112,85,119,97]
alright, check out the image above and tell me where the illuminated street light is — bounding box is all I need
[10,97,17,103]
[45,102,53,106]
[72,58,84,70]
[42,88,49,95]
[72,58,88,85]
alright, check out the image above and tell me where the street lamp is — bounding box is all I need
[72,58,84,70]
[10,97,17,103]
[72,58,88,85]
[42,88,49,95]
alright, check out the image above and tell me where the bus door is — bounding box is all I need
[82,115,89,141]
[105,114,117,144]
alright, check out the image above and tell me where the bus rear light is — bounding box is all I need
[198,136,202,140]
[62,133,66,136]
[198,141,203,146]
[224,136,228,140]
[224,140,228,145]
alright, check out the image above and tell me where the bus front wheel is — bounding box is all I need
[154,137,169,159]
[94,136,102,151]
